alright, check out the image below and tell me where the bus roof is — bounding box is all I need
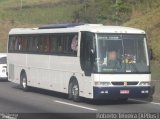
[9,24,145,35]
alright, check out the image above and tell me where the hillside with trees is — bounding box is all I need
[0,0,160,78]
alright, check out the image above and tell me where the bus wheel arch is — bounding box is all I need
[20,69,28,91]
[68,76,80,102]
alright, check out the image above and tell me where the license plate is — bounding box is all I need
[120,90,129,94]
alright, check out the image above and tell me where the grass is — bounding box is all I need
[0,5,80,24]
[151,61,160,80]
[0,0,81,24]
[0,0,61,9]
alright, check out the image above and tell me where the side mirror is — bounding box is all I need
[149,49,153,60]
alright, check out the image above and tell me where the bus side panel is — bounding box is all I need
[27,55,74,93]
[8,53,27,84]
[50,56,80,93]
[49,56,93,99]
[27,54,50,89]
[76,73,93,99]
[8,53,94,99]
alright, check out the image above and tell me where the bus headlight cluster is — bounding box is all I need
[94,82,111,87]
[141,90,149,94]
[139,82,150,86]
[100,90,109,94]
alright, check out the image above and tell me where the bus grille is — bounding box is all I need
[111,81,139,86]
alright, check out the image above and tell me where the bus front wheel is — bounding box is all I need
[20,73,28,91]
[68,80,80,102]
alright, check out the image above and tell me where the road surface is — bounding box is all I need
[0,80,159,119]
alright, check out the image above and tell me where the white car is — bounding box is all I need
[0,53,7,80]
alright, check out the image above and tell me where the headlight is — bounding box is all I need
[94,82,111,86]
[139,81,150,86]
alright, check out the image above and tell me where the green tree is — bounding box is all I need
[111,0,131,25]
[72,0,131,24]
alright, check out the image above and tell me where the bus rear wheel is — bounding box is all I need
[20,73,28,91]
[68,80,80,102]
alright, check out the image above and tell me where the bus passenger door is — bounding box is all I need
[80,32,95,98]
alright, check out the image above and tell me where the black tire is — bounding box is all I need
[20,73,28,91]
[5,78,8,82]
[68,82,73,100]
[68,80,80,102]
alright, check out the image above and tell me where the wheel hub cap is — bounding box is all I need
[22,78,27,88]
[72,85,78,96]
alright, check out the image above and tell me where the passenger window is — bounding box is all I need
[63,36,70,53]
[50,33,78,56]
[71,34,78,56]
[50,35,57,53]
[44,36,50,52]
[71,35,78,51]
[9,36,16,52]
[20,36,28,52]
[14,36,20,51]
[9,35,28,53]
[29,36,39,53]
[38,35,50,53]
[57,36,63,53]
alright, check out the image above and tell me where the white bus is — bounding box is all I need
[8,24,152,101]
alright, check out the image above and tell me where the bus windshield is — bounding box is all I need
[94,34,149,73]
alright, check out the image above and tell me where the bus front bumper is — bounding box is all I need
[93,86,151,99]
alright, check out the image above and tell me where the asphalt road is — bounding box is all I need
[0,80,160,118]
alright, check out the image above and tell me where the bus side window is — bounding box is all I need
[9,36,16,52]
[50,33,78,56]
[38,38,42,52]
[14,36,19,52]
[64,34,72,55]
[28,36,33,52]
[66,35,71,53]
[50,35,56,53]
[28,36,38,53]
[71,35,78,51]
[20,36,28,52]
[71,34,78,56]
[44,36,49,53]
[38,35,50,53]
[61,34,67,54]
[57,35,64,53]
